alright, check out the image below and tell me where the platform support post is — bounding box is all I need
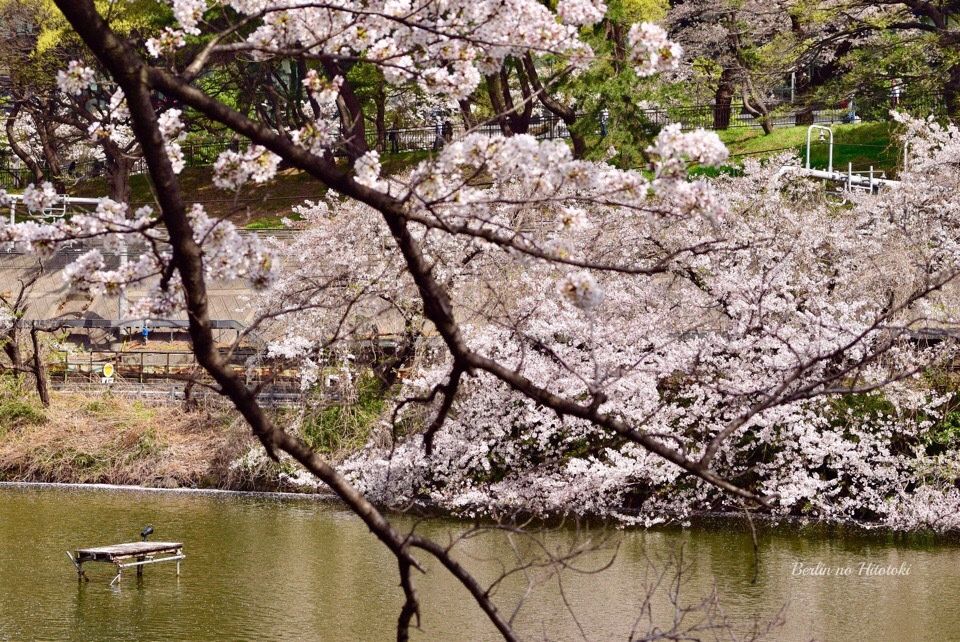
[67,551,89,582]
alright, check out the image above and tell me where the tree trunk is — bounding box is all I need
[485,63,533,136]
[793,69,814,126]
[34,109,64,191]
[458,99,477,130]
[521,53,586,158]
[6,104,45,184]
[183,370,201,412]
[4,323,22,382]
[606,21,627,73]
[713,68,735,130]
[104,150,135,202]
[320,57,368,163]
[511,60,534,135]
[728,27,772,135]
[374,80,386,153]
[30,325,49,407]
[485,73,513,136]
[790,16,813,127]
[742,79,774,135]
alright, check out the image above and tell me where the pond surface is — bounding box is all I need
[1,484,959,641]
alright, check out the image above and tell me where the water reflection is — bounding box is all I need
[0,484,958,641]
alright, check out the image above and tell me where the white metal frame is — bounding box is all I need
[798,124,902,194]
[806,125,834,173]
[7,194,104,224]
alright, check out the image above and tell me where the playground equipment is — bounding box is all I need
[796,125,900,194]
[6,193,104,224]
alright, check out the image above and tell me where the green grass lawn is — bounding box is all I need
[68,149,434,229]
[713,122,902,177]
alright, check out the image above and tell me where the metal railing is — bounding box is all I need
[0,116,575,189]
[50,349,302,401]
[371,114,571,152]
[637,92,946,132]
[0,141,232,190]
[0,92,945,188]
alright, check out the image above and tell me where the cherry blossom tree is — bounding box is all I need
[666,0,798,133]
[802,0,960,120]
[7,0,960,637]
[0,0,167,199]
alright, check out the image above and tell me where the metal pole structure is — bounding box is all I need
[118,237,127,321]
[806,125,834,173]
[790,167,900,189]
[772,165,900,190]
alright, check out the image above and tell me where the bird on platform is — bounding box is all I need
[141,525,154,541]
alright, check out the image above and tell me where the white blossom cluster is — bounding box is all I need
[87,88,134,146]
[304,118,960,527]
[648,124,729,171]
[161,0,680,100]
[627,22,682,77]
[556,0,608,26]
[558,271,604,310]
[291,121,338,154]
[353,151,385,190]
[301,71,342,105]
[146,28,187,58]
[0,187,276,317]
[171,0,208,35]
[212,145,282,190]
[158,109,188,173]
[55,60,95,96]
[187,203,276,289]
[21,182,59,213]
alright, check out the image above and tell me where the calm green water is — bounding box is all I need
[1,484,959,641]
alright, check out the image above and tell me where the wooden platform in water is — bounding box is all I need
[75,541,183,562]
[69,541,185,584]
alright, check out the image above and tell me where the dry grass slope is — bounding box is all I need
[0,384,282,490]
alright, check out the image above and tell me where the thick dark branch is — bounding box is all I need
[5,103,45,183]
[396,553,421,642]
[520,54,585,158]
[424,364,464,455]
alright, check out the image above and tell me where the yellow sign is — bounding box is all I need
[102,363,114,378]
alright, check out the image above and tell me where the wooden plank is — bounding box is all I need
[75,541,183,560]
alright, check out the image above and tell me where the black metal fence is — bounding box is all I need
[0,92,944,189]
[369,113,570,152]
[0,118,571,190]
[639,92,946,132]
[0,139,241,191]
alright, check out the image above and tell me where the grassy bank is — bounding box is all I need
[0,383,284,490]
[717,122,901,176]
